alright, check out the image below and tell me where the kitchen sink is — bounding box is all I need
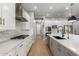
[53,36,66,40]
[11,35,29,40]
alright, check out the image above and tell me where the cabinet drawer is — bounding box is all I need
[64,48,77,56]
[16,43,25,56]
[6,48,16,56]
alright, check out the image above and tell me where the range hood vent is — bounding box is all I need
[16,3,28,22]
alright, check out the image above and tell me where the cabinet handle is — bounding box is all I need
[20,44,23,47]
[3,18,5,25]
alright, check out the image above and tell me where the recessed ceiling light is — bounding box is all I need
[34,6,37,10]
[49,6,53,10]
[65,7,69,10]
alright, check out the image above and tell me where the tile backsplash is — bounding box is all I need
[0,30,29,43]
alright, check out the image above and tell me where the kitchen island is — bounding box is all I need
[47,33,79,56]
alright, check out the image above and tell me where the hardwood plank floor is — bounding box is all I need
[28,37,51,56]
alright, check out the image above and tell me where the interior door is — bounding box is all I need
[35,20,44,40]
[36,23,41,35]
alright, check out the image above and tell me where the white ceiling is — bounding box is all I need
[22,3,79,18]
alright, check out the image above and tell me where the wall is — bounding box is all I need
[15,9,35,38]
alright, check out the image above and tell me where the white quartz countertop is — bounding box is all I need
[47,33,79,55]
[0,39,24,54]
[0,30,30,55]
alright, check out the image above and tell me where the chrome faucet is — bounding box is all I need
[64,25,70,39]
[57,25,70,39]
[57,26,64,38]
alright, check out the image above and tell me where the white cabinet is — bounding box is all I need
[6,48,16,56]
[49,37,77,56]
[50,38,55,55]
[0,3,15,30]
[54,41,65,56]
[15,36,33,56]
[2,3,15,30]
[16,43,25,56]
[25,37,33,55]
[0,4,1,17]
[0,4,4,29]
[4,36,33,56]
[64,47,77,56]
[50,38,64,56]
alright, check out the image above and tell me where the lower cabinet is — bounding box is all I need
[50,37,77,56]
[64,47,77,56]
[16,43,25,56]
[6,48,16,56]
[53,41,65,56]
[6,36,33,56]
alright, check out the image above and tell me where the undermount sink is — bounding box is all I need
[53,36,66,40]
[11,35,29,40]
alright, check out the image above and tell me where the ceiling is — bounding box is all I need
[22,3,79,18]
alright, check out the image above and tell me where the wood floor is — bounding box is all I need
[28,36,51,56]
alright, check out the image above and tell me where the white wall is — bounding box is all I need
[2,3,15,30]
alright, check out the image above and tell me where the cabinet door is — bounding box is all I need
[0,3,2,17]
[16,43,25,56]
[56,41,66,56]
[25,39,33,55]
[0,3,4,27]
[51,39,65,56]
[0,3,1,15]
[50,38,54,54]
[0,4,1,25]
[47,35,50,47]
[6,48,16,56]
[50,38,58,55]
[64,47,77,56]
[2,3,15,29]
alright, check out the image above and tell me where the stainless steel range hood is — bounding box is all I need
[16,3,28,22]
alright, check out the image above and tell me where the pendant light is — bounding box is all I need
[68,3,77,22]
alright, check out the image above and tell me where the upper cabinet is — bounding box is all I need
[0,3,4,30]
[0,3,15,30]
[0,4,1,17]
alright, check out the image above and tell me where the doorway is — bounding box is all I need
[35,19,44,40]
